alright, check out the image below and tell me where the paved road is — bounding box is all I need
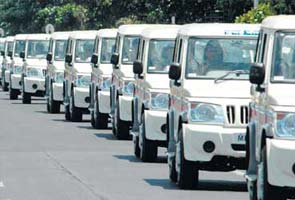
[0,91,248,200]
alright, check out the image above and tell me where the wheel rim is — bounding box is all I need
[257,162,265,200]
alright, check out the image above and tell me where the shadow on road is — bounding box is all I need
[144,178,247,192]
[95,133,116,140]
[11,102,46,105]
[113,155,141,163]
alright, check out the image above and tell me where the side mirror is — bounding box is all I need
[8,51,12,58]
[133,60,143,75]
[65,54,72,64]
[111,52,119,66]
[0,51,4,56]
[46,52,53,62]
[169,62,181,81]
[249,63,265,85]
[91,54,98,65]
[20,51,25,59]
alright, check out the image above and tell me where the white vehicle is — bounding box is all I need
[9,34,27,100]
[131,25,180,162]
[89,29,117,129]
[21,34,50,104]
[2,36,14,91]
[167,23,259,189]
[46,32,70,113]
[246,16,295,200]
[0,37,6,84]
[110,24,150,140]
[64,31,97,122]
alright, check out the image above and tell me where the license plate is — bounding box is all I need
[233,133,246,144]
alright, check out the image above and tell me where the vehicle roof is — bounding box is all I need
[262,15,295,30]
[69,30,98,40]
[50,31,71,40]
[0,38,6,42]
[26,33,50,40]
[97,29,117,38]
[14,34,29,40]
[117,24,155,35]
[6,36,15,42]
[141,25,181,39]
[178,23,260,38]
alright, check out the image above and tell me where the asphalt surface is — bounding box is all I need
[0,91,249,200]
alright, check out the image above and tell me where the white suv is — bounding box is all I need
[132,25,180,162]
[21,34,50,104]
[2,36,14,91]
[46,32,70,113]
[167,23,259,189]
[89,29,117,129]
[64,31,97,122]
[246,15,295,200]
[9,34,27,100]
[110,24,150,139]
[0,37,6,85]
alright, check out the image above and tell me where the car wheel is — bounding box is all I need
[257,146,285,200]
[9,88,18,100]
[176,127,198,189]
[139,113,157,162]
[93,92,108,129]
[133,135,140,158]
[48,82,60,113]
[22,91,31,104]
[70,90,83,122]
[114,101,130,140]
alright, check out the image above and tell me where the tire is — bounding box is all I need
[91,112,96,127]
[139,113,157,162]
[93,92,108,129]
[176,128,198,190]
[133,135,140,158]
[9,88,18,100]
[22,92,31,104]
[70,89,83,122]
[47,82,60,113]
[3,82,8,91]
[257,146,285,200]
[167,116,177,182]
[114,101,130,140]
[65,105,71,121]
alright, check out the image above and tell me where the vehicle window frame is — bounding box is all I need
[100,37,116,64]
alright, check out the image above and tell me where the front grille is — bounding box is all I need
[231,144,246,151]
[240,106,249,124]
[226,105,249,125]
[226,106,235,124]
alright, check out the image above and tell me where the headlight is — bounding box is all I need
[122,81,134,96]
[189,103,224,124]
[276,112,295,138]
[13,65,22,74]
[100,77,111,91]
[26,68,44,78]
[150,93,169,110]
[75,75,91,88]
[54,72,64,83]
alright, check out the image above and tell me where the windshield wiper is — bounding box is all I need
[214,70,249,83]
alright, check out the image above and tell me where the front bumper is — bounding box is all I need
[73,87,90,109]
[98,90,111,114]
[118,95,132,121]
[5,70,10,83]
[182,124,246,162]
[144,110,167,141]
[23,77,45,94]
[267,139,295,188]
[10,74,22,90]
[52,82,63,102]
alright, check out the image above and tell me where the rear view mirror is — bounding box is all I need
[65,54,72,64]
[111,53,119,66]
[91,54,98,65]
[8,51,12,58]
[249,63,265,85]
[169,63,181,80]
[133,60,143,75]
[20,51,25,59]
[46,52,53,62]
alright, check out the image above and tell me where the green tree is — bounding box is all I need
[235,3,275,23]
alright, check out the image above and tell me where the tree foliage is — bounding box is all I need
[235,3,275,23]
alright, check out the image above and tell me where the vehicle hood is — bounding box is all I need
[73,62,92,74]
[97,63,113,75]
[183,79,251,99]
[267,84,295,106]
[26,58,47,68]
[145,74,169,89]
[119,64,133,78]
[52,60,65,71]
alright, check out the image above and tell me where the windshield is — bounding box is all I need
[27,40,49,59]
[147,40,175,74]
[100,38,115,64]
[7,42,13,52]
[14,40,26,57]
[54,40,67,61]
[75,39,94,63]
[122,36,140,64]
[185,38,257,80]
[271,32,295,83]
